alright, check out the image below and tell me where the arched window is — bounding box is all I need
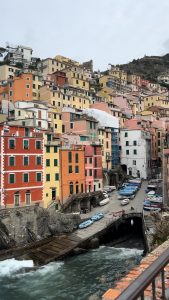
[70,182,73,194]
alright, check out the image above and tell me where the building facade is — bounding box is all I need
[0,125,44,208]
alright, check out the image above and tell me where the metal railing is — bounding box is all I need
[116,246,169,300]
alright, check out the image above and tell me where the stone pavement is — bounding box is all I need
[102,240,169,300]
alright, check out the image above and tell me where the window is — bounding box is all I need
[36,172,42,182]
[75,153,79,163]
[14,192,20,207]
[55,173,59,181]
[54,146,58,153]
[70,182,73,194]
[133,141,137,146]
[36,140,41,149]
[54,159,58,166]
[46,146,50,153]
[9,139,15,149]
[23,139,29,149]
[25,191,31,205]
[133,160,136,165]
[68,152,72,163]
[23,156,29,166]
[75,166,79,173]
[81,184,83,193]
[126,141,129,146]
[46,159,50,166]
[9,173,15,184]
[26,84,30,89]
[69,166,73,173]
[125,132,128,137]
[46,174,50,181]
[76,183,79,193]
[133,149,137,155]
[94,170,97,178]
[9,91,13,96]
[85,170,87,176]
[126,150,129,155]
[70,123,74,129]
[89,157,92,164]
[94,147,96,155]
[106,142,109,148]
[23,173,29,183]
[90,122,92,129]
[36,156,41,165]
[158,140,161,146]
[76,80,79,84]
[158,132,160,138]
[89,169,92,176]
[25,127,30,137]
[9,156,15,166]
[106,132,109,138]
[85,158,87,164]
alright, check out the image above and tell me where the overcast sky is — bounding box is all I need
[1,0,169,70]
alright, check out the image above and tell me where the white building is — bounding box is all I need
[120,129,151,179]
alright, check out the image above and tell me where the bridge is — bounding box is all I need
[102,240,169,300]
[0,210,142,265]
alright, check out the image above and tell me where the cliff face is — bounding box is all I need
[0,206,81,250]
[118,54,169,82]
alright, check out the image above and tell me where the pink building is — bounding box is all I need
[85,145,103,192]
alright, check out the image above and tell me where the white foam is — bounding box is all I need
[0,258,34,277]
[36,261,64,276]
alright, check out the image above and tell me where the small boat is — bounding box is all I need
[143,206,161,212]
[91,212,104,221]
[147,191,155,195]
[121,198,130,206]
[79,219,94,229]
[99,198,110,206]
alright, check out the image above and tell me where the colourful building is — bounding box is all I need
[9,73,33,102]
[59,146,85,204]
[44,133,60,208]
[85,145,103,192]
[0,125,43,208]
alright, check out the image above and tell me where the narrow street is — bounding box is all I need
[75,181,147,239]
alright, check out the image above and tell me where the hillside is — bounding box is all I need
[117,54,169,82]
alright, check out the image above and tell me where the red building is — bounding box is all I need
[51,71,68,86]
[0,125,44,208]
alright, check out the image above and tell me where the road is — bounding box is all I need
[75,181,147,239]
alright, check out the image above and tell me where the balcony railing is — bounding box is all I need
[116,246,169,300]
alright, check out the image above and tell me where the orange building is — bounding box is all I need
[9,73,33,102]
[59,146,85,203]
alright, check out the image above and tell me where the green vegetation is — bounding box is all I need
[117,54,169,82]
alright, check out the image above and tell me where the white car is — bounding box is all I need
[121,198,130,206]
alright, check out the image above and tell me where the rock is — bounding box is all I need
[88,237,100,249]
[73,247,88,255]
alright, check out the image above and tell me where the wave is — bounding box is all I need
[35,261,64,276]
[0,258,34,277]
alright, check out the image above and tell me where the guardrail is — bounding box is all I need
[116,246,169,300]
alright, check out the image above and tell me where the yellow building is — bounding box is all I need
[40,85,91,110]
[44,133,60,208]
[109,67,127,84]
[143,93,168,109]
[48,107,62,134]
[0,64,21,81]
[32,73,42,100]
[99,127,112,170]
[65,67,90,90]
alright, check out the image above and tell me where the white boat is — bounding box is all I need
[99,198,110,206]
[147,191,155,195]
[121,198,130,206]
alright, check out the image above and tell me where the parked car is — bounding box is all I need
[121,198,130,206]
[79,219,94,229]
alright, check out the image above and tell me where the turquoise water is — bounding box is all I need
[0,246,143,300]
